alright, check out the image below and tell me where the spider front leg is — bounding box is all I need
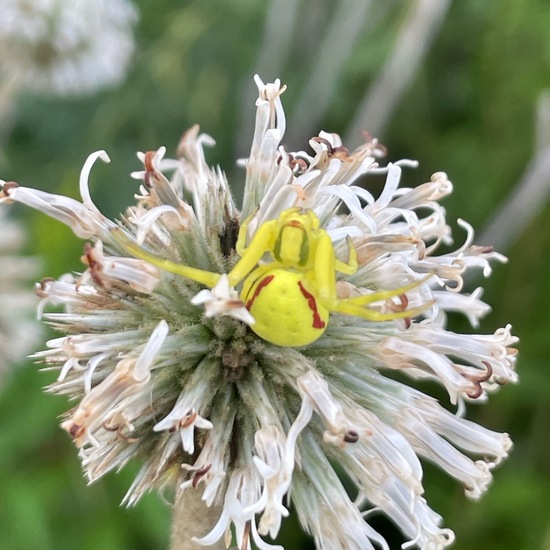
[111,229,222,288]
[227,218,279,287]
[112,214,279,291]
[235,210,256,257]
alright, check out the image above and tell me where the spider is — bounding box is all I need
[114,208,431,347]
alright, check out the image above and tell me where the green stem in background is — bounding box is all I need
[480,91,550,252]
[0,75,19,148]
[345,0,451,145]
[170,489,225,550]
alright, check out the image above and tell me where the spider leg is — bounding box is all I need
[111,229,221,288]
[332,298,434,321]
[340,273,433,306]
[227,219,278,286]
[334,236,358,275]
[331,273,434,321]
[235,209,257,257]
[315,232,348,304]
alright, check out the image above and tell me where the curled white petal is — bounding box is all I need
[79,150,110,212]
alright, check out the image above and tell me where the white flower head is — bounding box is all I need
[0,0,138,96]
[2,76,518,550]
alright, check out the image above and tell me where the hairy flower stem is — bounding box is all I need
[170,490,225,550]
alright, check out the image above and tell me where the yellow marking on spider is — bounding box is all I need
[113,208,433,347]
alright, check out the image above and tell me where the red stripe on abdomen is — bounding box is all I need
[297,281,326,329]
[246,275,275,310]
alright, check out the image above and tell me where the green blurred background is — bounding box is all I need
[0,0,549,548]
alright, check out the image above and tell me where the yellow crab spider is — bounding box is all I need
[114,208,432,347]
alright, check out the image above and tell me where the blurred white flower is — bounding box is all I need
[0,208,40,385]
[0,0,138,96]
[0,77,517,550]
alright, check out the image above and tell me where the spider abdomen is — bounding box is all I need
[243,268,329,347]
